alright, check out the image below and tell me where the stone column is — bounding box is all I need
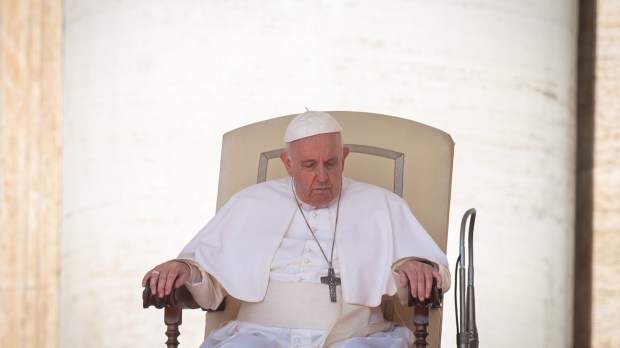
[592,1,620,346]
[0,0,63,347]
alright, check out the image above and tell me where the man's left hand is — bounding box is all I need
[398,260,442,302]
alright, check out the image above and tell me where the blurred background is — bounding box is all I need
[1,0,618,347]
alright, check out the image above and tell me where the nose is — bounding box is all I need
[316,165,328,182]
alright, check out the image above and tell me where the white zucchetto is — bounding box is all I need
[283,111,343,143]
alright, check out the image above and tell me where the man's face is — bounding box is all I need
[280,133,349,208]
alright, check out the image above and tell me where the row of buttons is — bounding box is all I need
[297,241,320,282]
[296,208,328,286]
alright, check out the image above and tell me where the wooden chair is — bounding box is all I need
[143,111,454,348]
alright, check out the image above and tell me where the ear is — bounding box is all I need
[280,151,294,176]
[342,146,350,165]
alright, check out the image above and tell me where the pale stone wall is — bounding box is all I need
[593,1,620,346]
[62,1,577,347]
[0,0,63,347]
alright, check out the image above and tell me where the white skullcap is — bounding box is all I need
[284,111,343,142]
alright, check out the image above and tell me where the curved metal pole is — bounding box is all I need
[467,210,479,348]
[457,208,478,348]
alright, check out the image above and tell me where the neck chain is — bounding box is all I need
[291,179,342,302]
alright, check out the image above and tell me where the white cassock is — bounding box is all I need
[178,177,450,348]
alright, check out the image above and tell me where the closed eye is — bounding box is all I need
[301,161,317,170]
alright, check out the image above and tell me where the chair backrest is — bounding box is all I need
[209,111,454,347]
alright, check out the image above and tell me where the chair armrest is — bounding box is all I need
[142,284,202,310]
[407,279,443,309]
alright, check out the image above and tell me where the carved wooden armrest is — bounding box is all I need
[142,284,202,310]
[408,279,443,348]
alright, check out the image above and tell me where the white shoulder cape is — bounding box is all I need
[178,177,448,307]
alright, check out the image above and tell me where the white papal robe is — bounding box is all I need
[178,177,450,347]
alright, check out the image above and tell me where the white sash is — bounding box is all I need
[237,280,342,330]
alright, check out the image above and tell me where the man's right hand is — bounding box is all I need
[142,260,191,298]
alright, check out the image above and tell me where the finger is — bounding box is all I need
[165,270,178,295]
[416,271,426,301]
[424,269,433,298]
[142,272,150,287]
[399,270,410,288]
[157,273,168,297]
[407,269,419,299]
[433,269,442,289]
[149,271,160,295]
[174,276,185,289]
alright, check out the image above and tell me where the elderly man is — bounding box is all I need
[143,111,450,348]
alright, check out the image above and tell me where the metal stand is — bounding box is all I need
[456,208,480,348]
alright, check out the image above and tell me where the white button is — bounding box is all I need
[312,212,318,217]
[304,258,310,264]
[311,227,318,232]
[297,276,304,282]
[306,247,313,252]
[294,337,300,342]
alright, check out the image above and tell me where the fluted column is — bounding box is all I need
[592,1,620,346]
[0,1,63,347]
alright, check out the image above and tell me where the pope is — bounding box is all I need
[143,110,450,348]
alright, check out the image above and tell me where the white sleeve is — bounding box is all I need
[175,258,228,311]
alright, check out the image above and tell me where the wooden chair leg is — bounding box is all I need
[144,284,205,347]
[408,277,442,348]
[412,304,430,348]
[164,306,182,348]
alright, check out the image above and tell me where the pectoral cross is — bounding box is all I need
[320,267,341,302]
